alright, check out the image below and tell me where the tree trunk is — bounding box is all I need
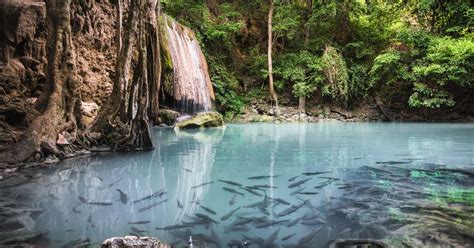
[0,0,79,164]
[299,0,312,114]
[299,96,306,114]
[147,0,161,125]
[89,0,138,132]
[267,0,278,110]
[118,0,153,151]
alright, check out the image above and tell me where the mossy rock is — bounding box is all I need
[175,111,224,129]
[158,109,180,126]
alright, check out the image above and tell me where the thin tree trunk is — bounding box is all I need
[267,0,278,110]
[90,0,138,132]
[299,0,312,114]
[0,0,79,164]
[147,0,161,125]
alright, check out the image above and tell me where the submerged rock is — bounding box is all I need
[101,236,170,248]
[175,111,224,129]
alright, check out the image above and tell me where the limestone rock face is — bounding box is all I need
[175,111,224,129]
[101,236,170,248]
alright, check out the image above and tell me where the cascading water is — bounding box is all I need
[164,18,214,114]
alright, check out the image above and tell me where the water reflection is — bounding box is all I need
[0,123,473,247]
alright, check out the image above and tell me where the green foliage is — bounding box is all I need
[322,46,349,105]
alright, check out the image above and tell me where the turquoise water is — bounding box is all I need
[1,123,474,247]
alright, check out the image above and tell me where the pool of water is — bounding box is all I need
[1,123,473,247]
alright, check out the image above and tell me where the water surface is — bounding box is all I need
[1,123,473,247]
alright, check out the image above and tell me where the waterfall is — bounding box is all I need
[164,18,214,114]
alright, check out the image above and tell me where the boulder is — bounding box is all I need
[101,236,169,248]
[80,101,99,126]
[175,111,224,129]
[158,109,179,126]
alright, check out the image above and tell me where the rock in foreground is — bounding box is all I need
[101,236,169,248]
[175,111,224,129]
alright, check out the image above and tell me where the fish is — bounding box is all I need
[224,224,251,233]
[219,179,243,187]
[156,224,191,230]
[194,233,219,245]
[288,178,311,188]
[200,206,217,215]
[65,229,75,232]
[281,233,296,241]
[229,194,236,206]
[263,228,280,247]
[221,207,241,221]
[233,217,255,226]
[60,238,90,248]
[290,187,305,196]
[248,175,279,180]
[177,200,183,209]
[258,206,270,215]
[251,184,277,189]
[182,167,193,172]
[240,186,263,196]
[301,218,326,225]
[318,176,340,181]
[133,189,166,204]
[276,200,307,217]
[299,191,319,195]
[128,221,150,225]
[255,219,288,228]
[286,217,301,227]
[87,201,113,206]
[116,189,128,204]
[87,214,92,223]
[288,175,299,181]
[78,196,88,203]
[131,226,145,233]
[298,226,323,244]
[191,181,213,189]
[223,187,244,196]
[137,199,168,212]
[271,197,291,206]
[195,213,218,224]
[301,171,330,176]
[108,178,123,187]
[48,189,60,200]
[314,182,330,189]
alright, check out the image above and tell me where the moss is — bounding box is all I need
[175,111,225,129]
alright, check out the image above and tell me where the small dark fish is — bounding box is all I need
[264,228,280,247]
[288,178,311,188]
[87,201,113,206]
[290,187,305,196]
[298,226,323,244]
[195,213,218,224]
[376,161,411,165]
[65,229,75,232]
[314,182,330,189]
[78,196,88,203]
[221,207,241,221]
[252,184,277,189]
[128,221,150,225]
[182,168,193,172]
[133,189,166,204]
[177,200,183,209]
[97,176,104,181]
[229,194,236,206]
[286,217,301,227]
[201,206,217,215]
[191,181,213,189]
[288,175,299,181]
[219,180,243,187]
[301,171,330,176]
[138,199,168,212]
[241,186,263,196]
[131,226,145,233]
[277,200,307,217]
[248,175,279,180]
[281,233,296,241]
[223,187,244,196]
[318,176,340,181]
[299,191,319,195]
[271,197,291,205]
[116,189,128,204]
[108,178,123,187]
[87,214,92,223]
[156,224,191,230]
[301,218,326,225]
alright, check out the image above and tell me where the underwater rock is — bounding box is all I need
[174,111,224,129]
[101,236,170,248]
[158,109,180,126]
